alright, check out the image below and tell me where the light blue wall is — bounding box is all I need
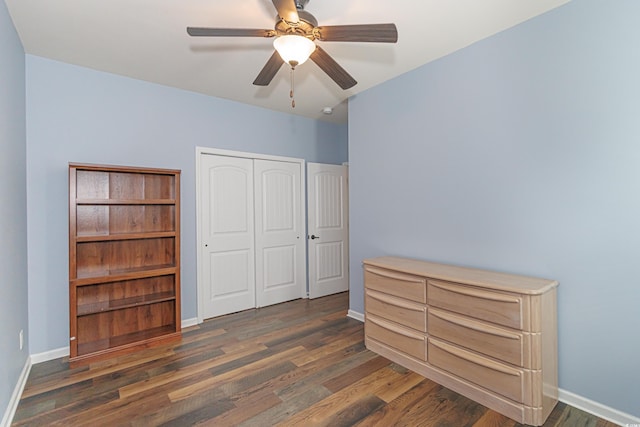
[25,55,348,354]
[0,0,28,419]
[349,0,639,418]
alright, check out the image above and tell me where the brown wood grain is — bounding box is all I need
[143,174,175,200]
[69,164,181,365]
[14,293,619,427]
[109,172,144,199]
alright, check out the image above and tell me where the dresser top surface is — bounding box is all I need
[363,256,558,295]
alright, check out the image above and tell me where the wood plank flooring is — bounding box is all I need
[13,292,617,426]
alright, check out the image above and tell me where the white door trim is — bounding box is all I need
[195,146,307,324]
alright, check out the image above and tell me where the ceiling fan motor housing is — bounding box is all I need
[276,10,318,36]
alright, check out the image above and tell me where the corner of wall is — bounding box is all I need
[0,357,31,427]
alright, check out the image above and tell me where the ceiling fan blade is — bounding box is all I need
[272,0,299,24]
[253,51,284,86]
[187,27,275,37]
[310,46,357,90]
[315,24,398,43]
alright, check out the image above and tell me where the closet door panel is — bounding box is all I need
[200,155,255,319]
[254,160,305,307]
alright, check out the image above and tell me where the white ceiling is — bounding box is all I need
[6,0,570,123]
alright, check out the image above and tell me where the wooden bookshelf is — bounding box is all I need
[69,163,181,365]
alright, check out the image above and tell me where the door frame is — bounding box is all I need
[195,146,307,324]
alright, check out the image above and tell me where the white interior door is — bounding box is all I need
[254,160,305,307]
[307,163,349,299]
[200,154,255,319]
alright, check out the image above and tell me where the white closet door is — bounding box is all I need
[307,163,349,299]
[254,160,305,307]
[200,154,255,319]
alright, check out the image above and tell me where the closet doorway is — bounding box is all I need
[196,148,306,320]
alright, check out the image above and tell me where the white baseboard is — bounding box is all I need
[30,346,70,364]
[347,309,364,322]
[16,316,640,427]
[29,318,198,364]
[1,356,31,427]
[181,317,199,328]
[559,388,640,426]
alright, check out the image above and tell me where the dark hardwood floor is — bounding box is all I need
[14,292,616,426]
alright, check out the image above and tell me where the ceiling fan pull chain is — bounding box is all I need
[290,66,296,108]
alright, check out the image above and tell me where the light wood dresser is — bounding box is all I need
[363,256,558,426]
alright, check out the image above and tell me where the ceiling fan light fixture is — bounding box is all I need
[273,35,316,67]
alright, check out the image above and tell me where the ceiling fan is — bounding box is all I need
[187,0,398,93]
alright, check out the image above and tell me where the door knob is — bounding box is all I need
[309,235,319,240]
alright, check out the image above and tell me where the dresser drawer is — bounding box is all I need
[428,308,534,368]
[428,279,524,329]
[428,337,540,404]
[366,290,426,332]
[366,314,426,361]
[365,265,426,303]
